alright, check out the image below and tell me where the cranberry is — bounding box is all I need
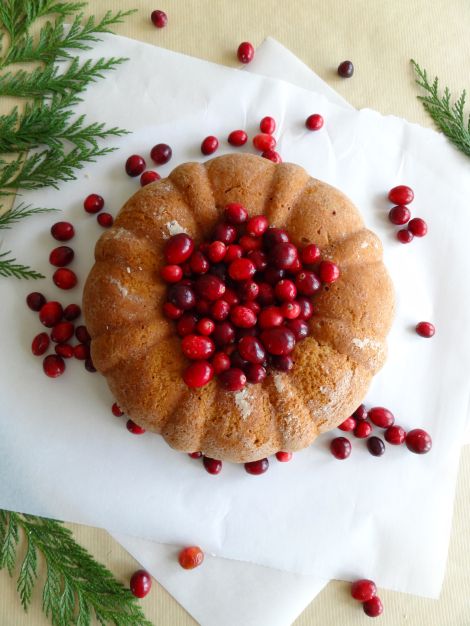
[416,321,435,338]
[276,451,293,462]
[213,222,237,244]
[168,284,196,310]
[126,419,146,434]
[245,458,269,475]
[202,456,222,475]
[225,244,244,263]
[219,367,246,391]
[213,322,236,347]
[196,274,226,300]
[183,360,214,387]
[177,314,197,337]
[245,363,267,383]
[305,114,324,131]
[295,271,320,295]
[286,319,309,341]
[163,302,183,319]
[238,336,266,363]
[229,258,256,281]
[260,116,276,134]
[405,428,432,454]
[207,241,227,263]
[150,143,172,165]
[246,215,269,237]
[51,321,74,343]
[389,205,411,225]
[319,261,340,283]
[97,212,113,228]
[125,155,146,177]
[397,228,414,243]
[43,354,65,378]
[230,305,257,328]
[53,268,77,290]
[368,407,394,428]
[26,291,46,311]
[297,297,314,320]
[275,279,297,302]
[385,425,406,445]
[388,185,414,205]
[55,343,74,359]
[270,243,298,270]
[367,436,385,456]
[211,299,230,321]
[239,234,262,252]
[39,301,63,327]
[363,596,383,618]
[165,233,194,264]
[354,421,372,438]
[260,327,296,355]
[337,60,354,78]
[63,303,81,321]
[281,301,301,320]
[32,332,50,356]
[263,267,285,285]
[354,404,368,420]
[151,9,167,27]
[85,358,96,373]
[263,228,289,247]
[228,130,248,146]
[181,334,215,360]
[201,135,219,155]
[253,133,276,152]
[351,579,376,602]
[261,149,282,163]
[289,257,302,273]
[246,296,262,312]
[188,451,202,459]
[247,250,267,270]
[112,402,124,417]
[301,244,321,265]
[74,344,89,360]
[238,280,259,301]
[49,245,74,267]
[338,417,356,432]
[178,546,205,568]
[212,351,231,374]
[51,221,74,241]
[161,264,183,283]
[197,318,215,336]
[83,193,104,213]
[140,170,160,186]
[258,306,283,329]
[237,41,254,64]
[408,217,428,237]
[330,437,351,459]
[272,354,294,371]
[189,251,209,274]
[130,569,152,598]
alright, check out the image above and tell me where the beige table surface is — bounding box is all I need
[2,1,470,624]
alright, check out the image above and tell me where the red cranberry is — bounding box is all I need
[237,41,254,64]
[39,301,63,327]
[26,292,46,311]
[85,357,96,373]
[281,301,301,319]
[257,282,275,306]
[201,135,219,156]
[238,336,266,363]
[275,279,297,302]
[51,321,74,343]
[238,280,259,301]
[246,215,268,237]
[245,458,269,475]
[211,299,230,321]
[408,217,427,237]
[165,233,194,264]
[163,302,183,319]
[301,244,321,265]
[385,425,406,445]
[51,221,74,241]
[248,250,267,270]
[245,363,267,383]
[305,114,324,131]
[297,297,314,320]
[354,404,368,420]
[151,9,167,27]
[270,243,298,270]
[228,130,248,146]
[261,327,296,355]
[229,258,256,281]
[351,579,376,602]
[74,344,89,360]
[230,305,257,328]
[213,322,236,347]
[178,546,205,568]
[168,284,196,310]
[150,143,172,165]
[219,367,246,391]
[161,264,183,283]
[49,245,74,267]
[388,185,414,205]
[130,569,152,598]
[203,456,222,475]
[196,274,226,300]
[397,229,414,243]
[338,417,356,432]
[140,170,160,186]
[197,318,215,336]
[177,314,197,337]
[239,235,262,252]
[258,306,283,329]
[184,361,214,387]
[83,193,104,213]
[276,451,293,462]
[260,116,276,134]
[263,227,289,247]
[207,241,227,263]
[337,60,354,77]
[272,354,294,371]
[55,343,74,359]
[181,334,215,360]
[261,149,282,163]
[63,303,81,321]
[43,354,65,378]
[389,205,411,225]
[212,351,231,374]
[97,212,113,228]
[263,267,285,285]
[53,268,77,290]
[368,407,394,428]
[188,451,202,459]
[295,271,320,295]
[112,402,124,417]
[286,318,309,341]
[405,429,432,454]
[225,244,243,263]
[319,261,340,283]
[330,437,351,459]
[363,596,383,618]
[253,133,276,152]
[416,321,435,338]
[354,421,372,439]
[126,419,146,434]
[213,222,237,244]
[289,257,302,273]
[125,155,146,177]
[367,436,385,456]
[189,251,209,274]
[32,332,50,356]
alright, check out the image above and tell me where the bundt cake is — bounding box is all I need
[83,153,394,463]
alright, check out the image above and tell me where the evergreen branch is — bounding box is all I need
[0,510,154,626]
[0,251,45,279]
[411,59,470,157]
[0,202,56,229]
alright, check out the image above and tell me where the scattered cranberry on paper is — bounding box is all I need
[130,569,152,598]
[178,546,205,569]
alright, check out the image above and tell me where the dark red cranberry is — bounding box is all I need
[363,596,383,618]
[338,417,356,432]
[353,404,368,420]
[168,284,196,310]
[238,280,259,301]
[330,437,351,459]
[301,244,321,265]
[389,205,411,225]
[126,419,146,434]
[229,258,256,281]
[351,579,376,602]
[219,367,246,391]
[385,425,406,445]
[97,212,113,228]
[272,354,294,371]
[26,292,46,311]
[253,133,276,152]
[261,149,282,163]
[368,407,394,428]
[163,302,183,320]
[264,267,285,285]
[289,257,302,273]
[297,297,314,320]
[51,221,74,241]
[213,222,237,244]
[150,143,172,165]
[112,402,124,417]
[203,456,222,475]
[125,155,146,177]
[237,41,254,64]
[140,170,160,186]
[49,245,74,267]
[246,215,269,237]
[270,243,298,270]
[408,217,427,237]
[238,336,266,363]
[367,436,385,456]
[258,306,283,329]
[63,303,81,321]
[73,326,89,345]
[151,9,167,27]
[188,451,202,459]
[247,250,267,270]
[405,429,432,454]
[83,193,104,213]
[212,351,231,374]
[354,421,372,438]
[228,130,248,146]
[165,233,194,264]
[196,274,226,300]
[276,451,293,462]
[397,229,414,243]
[85,357,96,372]
[176,314,197,337]
[295,271,320,295]
[245,363,267,383]
[263,227,289,248]
[245,458,269,475]
[305,114,324,131]
[281,301,301,319]
[388,185,414,205]
[130,569,152,598]
[55,343,74,359]
[211,299,230,321]
[197,318,215,336]
[181,334,215,360]
[213,322,236,347]
[257,282,275,306]
[223,287,240,307]
[230,305,257,328]
[260,116,276,134]
[51,321,74,343]
[32,332,50,356]
[416,321,435,338]
[319,261,340,283]
[275,279,297,302]
[261,327,296,355]
[74,344,89,360]
[53,268,77,290]
[161,264,183,283]
[337,60,354,77]
[39,301,63,327]
[189,251,208,274]
[43,354,65,378]
[224,203,247,225]
[201,135,219,155]
[286,319,309,341]
[183,361,214,387]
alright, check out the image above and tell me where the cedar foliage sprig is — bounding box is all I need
[411,59,470,157]
[0,509,154,626]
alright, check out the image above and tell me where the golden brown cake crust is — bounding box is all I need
[83,154,394,462]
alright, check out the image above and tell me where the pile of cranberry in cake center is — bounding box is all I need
[161,203,339,391]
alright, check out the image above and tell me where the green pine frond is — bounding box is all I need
[0,202,56,229]
[0,251,45,279]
